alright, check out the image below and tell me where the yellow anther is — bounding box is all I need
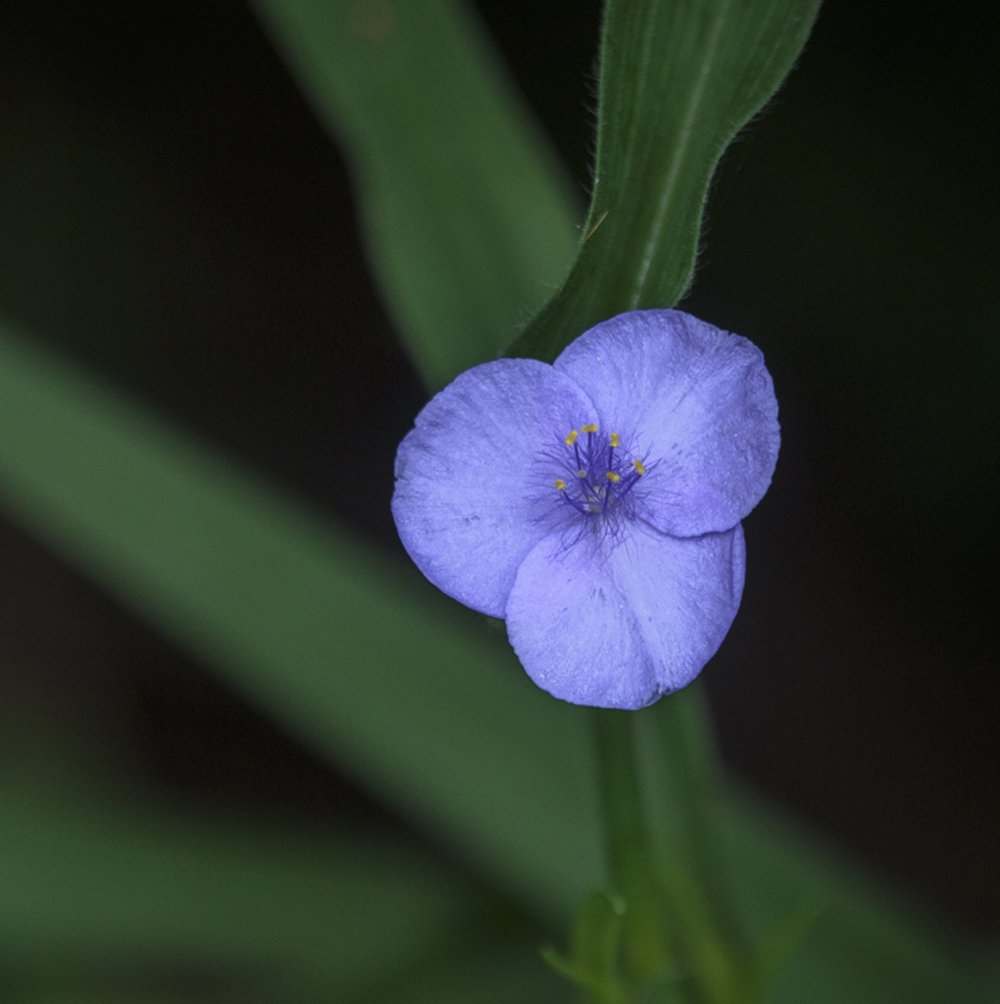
[609,432,620,448]
[582,423,598,434]
[554,478,567,491]
[606,471,621,483]
[632,458,646,475]
[564,429,579,446]
[576,468,587,478]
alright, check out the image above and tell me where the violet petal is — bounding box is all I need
[392,358,597,616]
[554,310,779,536]
[505,522,745,709]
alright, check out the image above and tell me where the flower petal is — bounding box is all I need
[392,359,598,616]
[554,310,779,536]
[505,522,745,709]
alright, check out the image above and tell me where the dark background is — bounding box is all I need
[1,0,997,938]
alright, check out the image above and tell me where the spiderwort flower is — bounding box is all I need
[392,310,779,709]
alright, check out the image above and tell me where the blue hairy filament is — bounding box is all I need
[550,424,648,530]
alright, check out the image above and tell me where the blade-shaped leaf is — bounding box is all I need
[511,0,822,362]
[0,779,481,999]
[724,791,1000,1004]
[0,320,602,926]
[374,937,575,1004]
[252,0,579,388]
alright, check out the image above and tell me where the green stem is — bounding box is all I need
[591,709,669,991]
[653,686,742,951]
[591,691,751,1004]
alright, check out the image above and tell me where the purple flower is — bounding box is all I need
[392,310,779,709]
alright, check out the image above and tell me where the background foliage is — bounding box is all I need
[0,0,997,1001]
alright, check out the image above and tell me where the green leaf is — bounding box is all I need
[542,891,628,1004]
[0,319,602,928]
[511,0,822,362]
[0,778,481,1000]
[723,791,999,1004]
[252,0,579,388]
[373,937,575,1004]
[571,891,627,991]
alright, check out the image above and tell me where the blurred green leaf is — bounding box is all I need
[0,319,602,927]
[511,0,822,362]
[369,937,574,1004]
[542,891,628,1004]
[723,791,999,1004]
[252,0,579,388]
[1,322,997,1001]
[0,779,481,1001]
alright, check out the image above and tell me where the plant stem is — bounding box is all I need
[591,708,668,990]
[653,685,741,950]
[592,691,750,1004]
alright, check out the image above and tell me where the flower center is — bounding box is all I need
[551,423,646,521]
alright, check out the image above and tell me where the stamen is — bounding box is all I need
[549,422,647,529]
